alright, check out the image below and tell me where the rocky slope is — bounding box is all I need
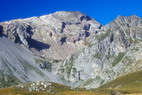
[0,11,142,89]
[57,15,142,88]
[0,11,101,88]
[0,36,61,88]
[0,11,101,60]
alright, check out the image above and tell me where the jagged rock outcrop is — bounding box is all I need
[0,11,101,88]
[0,11,142,89]
[0,11,101,60]
[55,15,142,88]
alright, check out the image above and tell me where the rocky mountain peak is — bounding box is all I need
[115,15,140,20]
[40,11,95,23]
[114,15,142,25]
[105,15,142,30]
[0,11,102,60]
[1,11,142,90]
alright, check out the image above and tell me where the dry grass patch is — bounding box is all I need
[56,91,109,95]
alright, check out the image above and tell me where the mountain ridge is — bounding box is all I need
[1,11,141,26]
[0,11,142,90]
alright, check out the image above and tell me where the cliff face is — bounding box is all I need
[0,11,142,88]
[57,15,142,88]
[0,11,101,60]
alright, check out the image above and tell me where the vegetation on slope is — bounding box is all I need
[99,70,142,94]
[1,70,142,95]
[0,81,111,95]
[0,70,21,88]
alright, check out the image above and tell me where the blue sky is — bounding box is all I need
[0,0,142,25]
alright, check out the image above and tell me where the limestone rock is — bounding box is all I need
[0,11,101,60]
[0,12,142,89]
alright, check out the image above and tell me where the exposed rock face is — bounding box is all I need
[56,15,142,88]
[0,37,61,88]
[0,11,101,60]
[0,12,142,88]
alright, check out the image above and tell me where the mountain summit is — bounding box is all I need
[0,11,142,91]
[0,11,101,60]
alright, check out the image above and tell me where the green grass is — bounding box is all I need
[0,87,51,95]
[130,48,139,51]
[112,52,125,67]
[99,70,142,94]
[93,53,101,59]
[95,29,111,41]
[0,81,111,95]
[0,70,20,88]
[101,29,111,40]
[63,55,77,76]
[2,72,142,95]
[133,38,142,45]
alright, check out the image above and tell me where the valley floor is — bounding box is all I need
[1,87,142,95]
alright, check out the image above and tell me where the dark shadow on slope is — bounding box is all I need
[0,25,3,36]
[110,34,114,43]
[60,37,67,45]
[26,25,34,36]
[0,26,8,37]
[27,38,50,51]
[39,61,52,71]
[85,31,90,37]
[60,22,66,33]
[85,15,92,21]
[80,15,92,22]
[83,24,91,30]
[14,34,23,44]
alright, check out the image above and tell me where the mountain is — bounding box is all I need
[0,11,142,92]
[66,15,142,88]
[0,11,101,60]
[0,11,101,88]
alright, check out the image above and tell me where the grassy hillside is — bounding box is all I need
[0,88,110,95]
[99,70,142,94]
[0,81,109,95]
[1,70,142,95]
